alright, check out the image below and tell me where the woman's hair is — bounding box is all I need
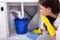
[39,0,60,14]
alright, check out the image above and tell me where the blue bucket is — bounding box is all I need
[14,18,29,34]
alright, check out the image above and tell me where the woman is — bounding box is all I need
[38,0,60,40]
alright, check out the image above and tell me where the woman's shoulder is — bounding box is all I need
[53,13,60,28]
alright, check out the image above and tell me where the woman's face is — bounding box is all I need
[39,4,51,16]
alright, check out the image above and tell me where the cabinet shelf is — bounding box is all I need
[8,30,30,40]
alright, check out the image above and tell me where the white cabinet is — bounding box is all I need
[0,0,39,40]
[0,0,4,2]
[5,0,38,2]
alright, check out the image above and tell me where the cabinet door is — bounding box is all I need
[0,2,8,39]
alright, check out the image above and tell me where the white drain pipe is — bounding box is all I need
[10,2,24,19]
[10,10,21,18]
[21,2,24,19]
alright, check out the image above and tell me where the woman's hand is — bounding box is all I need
[51,36,56,40]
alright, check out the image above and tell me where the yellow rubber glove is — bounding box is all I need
[41,14,56,36]
[33,28,42,34]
